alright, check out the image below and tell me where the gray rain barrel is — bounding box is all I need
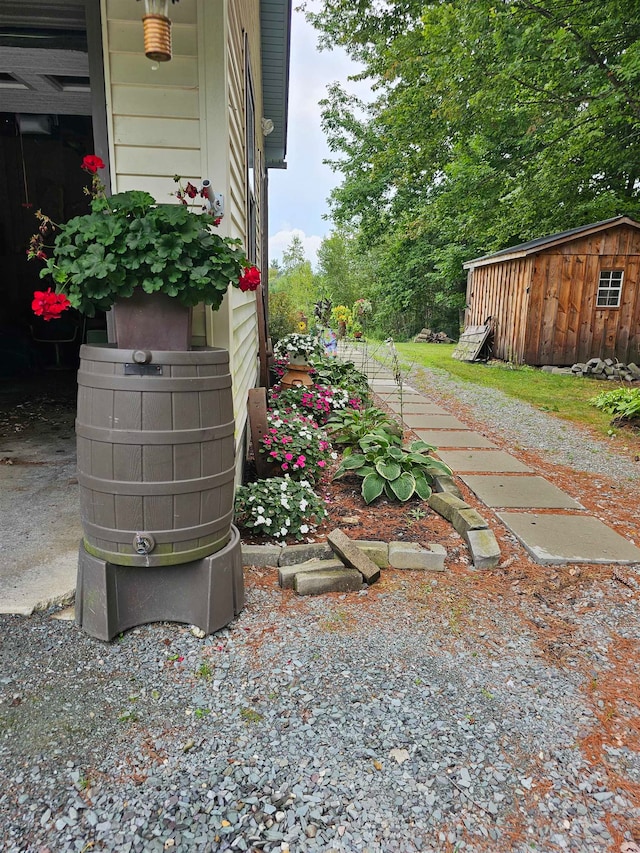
[76,345,235,567]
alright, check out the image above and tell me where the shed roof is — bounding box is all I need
[260,0,292,170]
[463,215,640,270]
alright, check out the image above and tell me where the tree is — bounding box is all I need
[307,0,640,336]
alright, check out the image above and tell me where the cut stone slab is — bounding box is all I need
[327,528,381,584]
[278,542,334,565]
[497,512,640,565]
[460,475,583,509]
[387,400,449,420]
[350,540,389,568]
[388,542,446,571]
[279,558,346,589]
[436,450,532,473]
[294,568,363,595]
[428,492,469,522]
[466,529,501,569]
[241,544,282,568]
[403,414,470,430]
[413,429,497,448]
[452,507,489,537]
[433,475,464,499]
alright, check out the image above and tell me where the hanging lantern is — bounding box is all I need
[138,0,179,62]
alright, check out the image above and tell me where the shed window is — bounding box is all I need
[596,270,623,307]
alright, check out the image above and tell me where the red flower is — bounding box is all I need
[238,265,261,292]
[185,182,198,199]
[32,289,71,321]
[81,154,105,174]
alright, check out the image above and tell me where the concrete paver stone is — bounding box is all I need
[414,429,497,448]
[460,475,583,509]
[436,450,532,473]
[497,512,640,565]
[402,414,470,430]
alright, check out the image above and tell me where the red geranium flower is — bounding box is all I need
[185,182,198,199]
[238,265,261,292]
[32,289,71,321]
[81,154,106,174]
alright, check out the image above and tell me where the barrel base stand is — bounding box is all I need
[76,525,244,641]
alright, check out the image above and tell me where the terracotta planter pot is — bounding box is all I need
[113,290,192,351]
[281,358,314,389]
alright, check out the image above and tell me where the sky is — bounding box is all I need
[267,6,370,270]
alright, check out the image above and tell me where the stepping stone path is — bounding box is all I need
[340,343,640,567]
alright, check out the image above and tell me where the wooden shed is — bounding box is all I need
[462,216,640,366]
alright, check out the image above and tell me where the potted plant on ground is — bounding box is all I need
[29,156,261,350]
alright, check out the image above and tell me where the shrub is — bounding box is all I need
[269,290,299,343]
[234,475,327,542]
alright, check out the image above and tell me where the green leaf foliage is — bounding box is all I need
[40,192,248,316]
[362,471,386,504]
[306,0,640,339]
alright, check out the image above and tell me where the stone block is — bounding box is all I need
[350,540,389,567]
[279,558,345,589]
[452,507,489,537]
[388,542,446,571]
[327,528,381,584]
[428,492,468,522]
[241,544,282,568]
[466,529,501,569]
[433,475,464,499]
[278,542,334,566]
[294,568,363,595]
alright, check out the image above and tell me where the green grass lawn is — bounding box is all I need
[388,342,625,440]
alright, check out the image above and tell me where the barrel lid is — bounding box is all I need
[80,345,229,365]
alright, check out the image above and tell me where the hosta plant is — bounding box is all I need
[590,387,640,421]
[334,433,452,504]
[326,406,403,446]
[234,475,327,542]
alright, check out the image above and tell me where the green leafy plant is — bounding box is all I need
[590,387,640,421]
[234,474,328,542]
[29,159,259,318]
[326,406,402,446]
[334,433,452,504]
[195,662,213,680]
[308,358,371,404]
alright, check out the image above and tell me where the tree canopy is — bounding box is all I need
[305,0,640,337]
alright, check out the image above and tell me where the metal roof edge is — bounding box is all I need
[463,216,640,270]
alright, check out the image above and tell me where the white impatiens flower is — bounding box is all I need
[300,499,308,511]
[264,518,272,526]
[300,524,309,534]
[280,527,288,536]
[256,506,265,514]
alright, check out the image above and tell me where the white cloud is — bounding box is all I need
[269,228,323,269]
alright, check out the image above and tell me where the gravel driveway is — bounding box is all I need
[1,368,639,853]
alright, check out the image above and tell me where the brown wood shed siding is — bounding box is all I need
[466,258,531,363]
[469,224,640,365]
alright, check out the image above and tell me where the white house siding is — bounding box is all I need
[101,0,263,481]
